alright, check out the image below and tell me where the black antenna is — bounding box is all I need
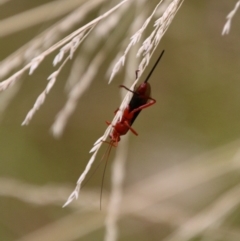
[144,50,165,83]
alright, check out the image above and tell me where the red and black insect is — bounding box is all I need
[107,50,165,146]
[96,50,165,208]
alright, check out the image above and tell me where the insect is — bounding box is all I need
[97,50,165,208]
[107,50,165,146]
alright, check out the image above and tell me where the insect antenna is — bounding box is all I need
[144,50,165,83]
[100,140,114,210]
[81,142,114,193]
[81,158,104,189]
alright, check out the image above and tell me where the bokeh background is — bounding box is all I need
[1,0,240,240]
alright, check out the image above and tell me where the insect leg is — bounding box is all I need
[106,121,111,126]
[119,85,136,94]
[114,108,119,114]
[131,98,156,114]
[123,121,138,136]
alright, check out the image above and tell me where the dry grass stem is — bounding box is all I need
[109,0,183,83]
[222,0,240,35]
[108,0,184,124]
[0,67,26,91]
[62,0,184,208]
[0,0,86,37]
[109,0,164,83]
[104,61,134,241]
[0,0,129,91]
[52,1,136,137]
[22,26,95,126]
[0,141,240,241]
[137,0,184,71]
[0,177,104,210]
[0,0,105,80]
[65,0,132,92]
[1,0,185,213]
[64,53,86,92]
[0,177,71,206]
[63,145,103,207]
[51,52,105,138]
[104,7,146,239]
[62,94,131,207]
[2,139,240,241]
[3,2,240,241]
[162,184,240,241]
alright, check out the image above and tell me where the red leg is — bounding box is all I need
[131,98,156,114]
[114,108,119,114]
[106,121,111,126]
[124,121,138,136]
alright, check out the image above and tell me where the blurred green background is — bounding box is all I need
[1,1,240,241]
